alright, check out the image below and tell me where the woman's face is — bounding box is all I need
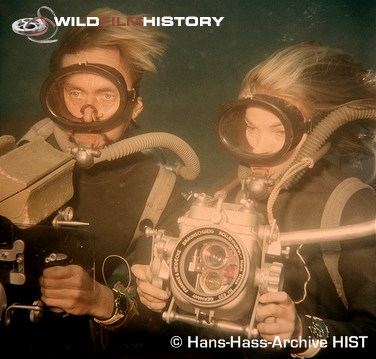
[245,106,306,179]
[245,107,285,155]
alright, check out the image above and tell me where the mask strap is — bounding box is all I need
[127,88,137,102]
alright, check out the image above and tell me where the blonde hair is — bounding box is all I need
[239,41,376,117]
[50,7,169,88]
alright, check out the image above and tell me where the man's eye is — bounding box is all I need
[69,90,82,98]
[103,93,115,100]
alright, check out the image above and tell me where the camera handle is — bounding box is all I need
[4,300,44,325]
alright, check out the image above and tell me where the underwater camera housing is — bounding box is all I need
[147,193,287,338]
[148,189,376,338]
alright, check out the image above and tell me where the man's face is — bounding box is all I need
[63,72,121,123]
[60,47,141,149]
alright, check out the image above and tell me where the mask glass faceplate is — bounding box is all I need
[41,63,135,132]
[216,95,307,165]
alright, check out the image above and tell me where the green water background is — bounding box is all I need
[1,0,375,191]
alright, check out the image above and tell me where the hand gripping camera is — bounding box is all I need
[0,214,94,325]
[147,192,288,338]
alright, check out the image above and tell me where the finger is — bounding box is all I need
[257,318,295,341]
[131,264,153,282]
[256,303,295,323]
[41,295,81,315]
[259,291,290,305]
[131,264,147,280]
[40,275,66,289]
[138,295,166,312]
[138,291,167,305]
[40,272,93,291]
[256,303,278,322]
[137,281,169,300]
[42,265,71,278]
[41,285,86,299]
[257,317,293,333]
[42,264,84,280]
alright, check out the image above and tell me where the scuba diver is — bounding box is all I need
[0,7,202,358]
[133,41,376,358]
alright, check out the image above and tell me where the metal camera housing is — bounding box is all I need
[148,193,284,337]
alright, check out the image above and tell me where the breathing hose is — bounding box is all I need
[93,132,200,181]
[52,123,200,180]
[284,99,376,189]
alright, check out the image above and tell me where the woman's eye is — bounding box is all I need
[275,129,285,136]
[246,125,257,133]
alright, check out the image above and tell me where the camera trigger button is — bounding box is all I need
[210,212,222,224]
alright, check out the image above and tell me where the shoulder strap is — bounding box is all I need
[132,164,177,242]
[320,177,374,309]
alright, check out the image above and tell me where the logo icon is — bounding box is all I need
[12,6,58,43]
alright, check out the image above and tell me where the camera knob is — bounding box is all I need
[266,262,283,293]
[210,212,223,224]
[256,262,284,294]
